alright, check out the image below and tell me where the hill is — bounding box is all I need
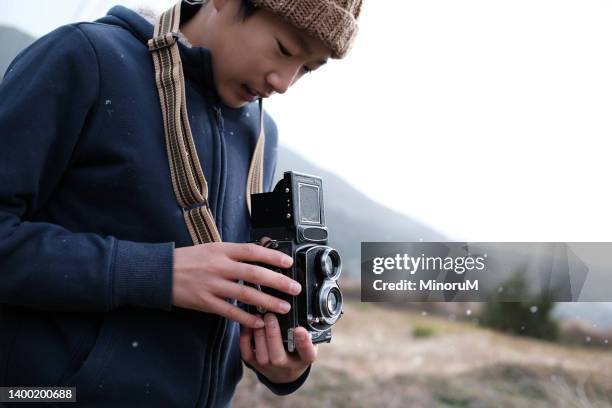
[234,300,612,407]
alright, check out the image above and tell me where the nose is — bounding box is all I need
[266,65,301,95]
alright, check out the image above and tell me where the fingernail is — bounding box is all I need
[264,313,275,326]
[283,256,293,267]
[291,282,301,295]
[279,301,291,313]
[255,319,265,328]
[298,330,311,342]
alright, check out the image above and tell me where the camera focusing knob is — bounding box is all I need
[288,328,296,352]
[258,237,278,249]
[307,314,321,324]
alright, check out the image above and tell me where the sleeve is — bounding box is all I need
[244,361,311,396]
[0,24,175,313]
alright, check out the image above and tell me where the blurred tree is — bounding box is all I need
[480,266,559,341]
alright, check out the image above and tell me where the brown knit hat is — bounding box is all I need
[249,0,363,59]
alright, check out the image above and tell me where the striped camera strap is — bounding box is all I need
[147,1,266,245]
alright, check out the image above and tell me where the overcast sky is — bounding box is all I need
[2,0,611,242]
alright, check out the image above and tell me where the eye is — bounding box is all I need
[277,40,292,57]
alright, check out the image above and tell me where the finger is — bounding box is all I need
[253,326,269,366]
[205,296,264,329]
[218,281,293,315]
[264,313,288,367]
[239,326,256,364]
[294,327,317,364]
[231,262,301,296]
[226,242,294,269]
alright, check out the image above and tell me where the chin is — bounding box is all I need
[218,86,249,109]
[229,100,248,109]
[221,96,247,109]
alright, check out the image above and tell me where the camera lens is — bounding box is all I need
[317,281,343,325]
[327,289,339,315]
[318,248,342,280]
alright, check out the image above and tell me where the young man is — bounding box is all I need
[0,0,361,406]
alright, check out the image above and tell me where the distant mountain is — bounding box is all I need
[274,150,612,329]
[554,302,612,330]
[275,146,446,277]
[0,25,34,79]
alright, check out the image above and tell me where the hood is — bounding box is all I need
[96,2,221,103]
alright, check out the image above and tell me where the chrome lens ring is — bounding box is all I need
[319,248,342,280]
[318,280,343,325]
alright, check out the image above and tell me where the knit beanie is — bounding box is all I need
[249,0,363,59]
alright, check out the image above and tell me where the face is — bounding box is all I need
[191,0,333,108]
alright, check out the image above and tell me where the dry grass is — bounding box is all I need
[233,300,612,407]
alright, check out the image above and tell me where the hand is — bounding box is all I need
[172,242,302,328]
[240,313,317,384]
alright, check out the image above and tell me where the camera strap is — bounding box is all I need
[147,1,266,245]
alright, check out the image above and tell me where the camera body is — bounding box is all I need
[248,171,343,352]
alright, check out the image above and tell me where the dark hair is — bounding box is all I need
[237,0,258,21]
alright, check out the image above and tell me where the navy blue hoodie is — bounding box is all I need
[0,2,309,406]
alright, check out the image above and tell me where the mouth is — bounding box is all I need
[242,84,270,99]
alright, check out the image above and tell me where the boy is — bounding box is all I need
[0,0,361,406]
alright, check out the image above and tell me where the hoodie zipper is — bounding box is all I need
[200,104,228,408]
[212,105,227,230]
[203,317,226,407]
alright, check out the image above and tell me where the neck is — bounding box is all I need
[181,2,213,49]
